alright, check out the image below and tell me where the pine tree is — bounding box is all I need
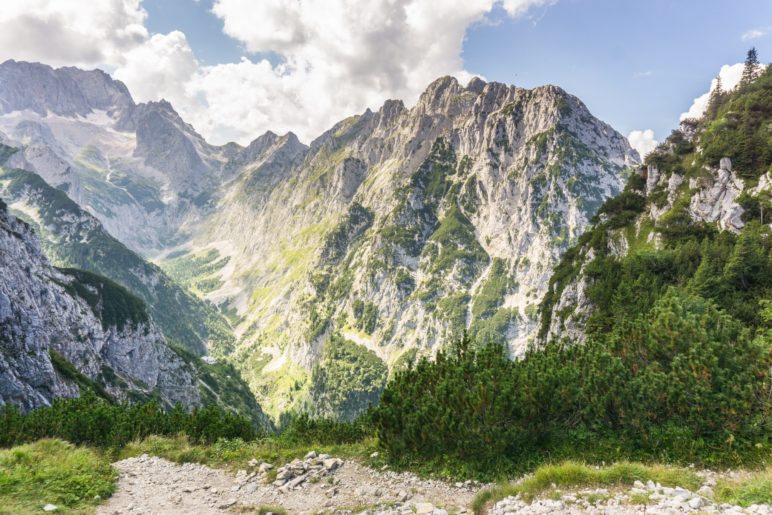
[706,74,723,119]
[741,47,760,85]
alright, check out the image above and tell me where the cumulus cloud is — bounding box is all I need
[114,31,199,108]
[680,63,744,122]
[0,0,559,145]
[0,0,147,67]
[627,129,657,159]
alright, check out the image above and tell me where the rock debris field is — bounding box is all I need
[95,453,770,515]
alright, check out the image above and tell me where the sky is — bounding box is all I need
[0,0,770,156]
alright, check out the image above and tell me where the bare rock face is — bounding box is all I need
[689,158,745,233]
[0,199,201,410]
[189,75,638,417]
[0,60,135,118]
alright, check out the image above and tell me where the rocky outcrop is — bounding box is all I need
[541,154,771,346]
[688,158,745,232]
[0,198,201,410]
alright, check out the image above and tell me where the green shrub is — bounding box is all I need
[0,394,259,449]
[374,288,770,477]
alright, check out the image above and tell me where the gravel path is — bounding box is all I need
[490,479,772,515]
[96,454,476,514]
[96,454,771,515]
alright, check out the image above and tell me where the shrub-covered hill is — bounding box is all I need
[540,61,771,345]
[372,58,771,477]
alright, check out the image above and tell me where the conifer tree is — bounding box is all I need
[741,47,760,85]
[706,74,723,119]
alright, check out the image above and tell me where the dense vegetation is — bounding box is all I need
[309,334,387,420]
[376,290,769,477]
[0,394,258,449]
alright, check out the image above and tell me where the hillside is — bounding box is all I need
[0,196,200,409]
[0,146,234,356]
[540,65,771,346]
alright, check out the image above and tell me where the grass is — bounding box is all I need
[629,492,651,505]
[0,439,116,514]
[471,461,701,514]
[714,467,772,507]
[119,434,377,472]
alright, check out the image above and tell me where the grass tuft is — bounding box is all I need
[0,439,116,513]
[471,461,700,514]
[714,468,771,507]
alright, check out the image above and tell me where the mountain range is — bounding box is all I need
[1,58,645,420]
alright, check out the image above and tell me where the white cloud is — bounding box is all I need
[114,31,199,109]
[628,129,657,159]
[500,0,557,17]
[0,0,559,145]
[741,27,769,41]
[680,63,744,121]
[0,0,147,68]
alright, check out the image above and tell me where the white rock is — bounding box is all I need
[42,505,58,512]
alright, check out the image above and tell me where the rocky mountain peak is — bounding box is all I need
[0,59,135,119]
[417,75,464,113]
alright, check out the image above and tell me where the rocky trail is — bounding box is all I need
[95,453,771,515]
[96,453,478,515]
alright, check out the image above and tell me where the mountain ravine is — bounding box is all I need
[0,61,639,420]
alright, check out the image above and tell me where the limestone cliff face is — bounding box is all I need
[184,76,638,417]
[0,199,201,410]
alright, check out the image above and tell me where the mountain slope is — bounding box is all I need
[0,61,639,420]
[175,77,638,418]
[0,197,200,410]
[539,65,771,346]
[0,145,232,356]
